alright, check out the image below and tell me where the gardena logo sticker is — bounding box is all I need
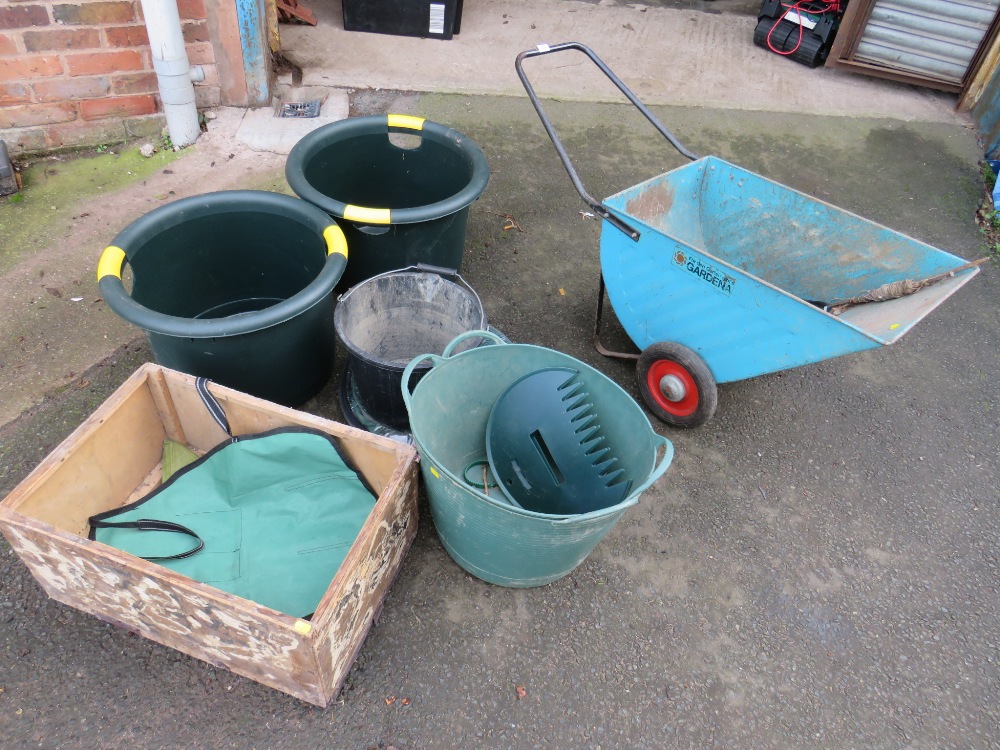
[673,250,735,296]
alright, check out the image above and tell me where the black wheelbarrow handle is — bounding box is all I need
[515,42,699,241]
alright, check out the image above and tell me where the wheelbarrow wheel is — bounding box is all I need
[637,343,717,429]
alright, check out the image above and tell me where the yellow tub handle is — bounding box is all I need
[323,224,348,258]
[387,114,425,131]
[97,246,127,281]
[343,205,392,225]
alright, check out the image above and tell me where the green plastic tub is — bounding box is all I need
[285,114,489,287]
[402,331,674,587]
[97,190,348,406]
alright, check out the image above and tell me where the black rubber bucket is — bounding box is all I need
[334,267,487,431]
[285,114,489,287]
[98,190,348,406]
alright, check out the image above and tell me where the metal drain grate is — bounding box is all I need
[277,100,322,118]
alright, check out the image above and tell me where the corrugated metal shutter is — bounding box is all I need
[853,0,1000,85]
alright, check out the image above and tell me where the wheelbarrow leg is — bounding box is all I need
[593,273,640,361]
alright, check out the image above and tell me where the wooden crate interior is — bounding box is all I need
[162,375,403,496]
[4,365,406,537]
[6,369,167,536]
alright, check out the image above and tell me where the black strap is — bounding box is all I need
[89,519,205,561]
[196,377,233,437]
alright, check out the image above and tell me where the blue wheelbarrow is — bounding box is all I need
[516,42,984,428]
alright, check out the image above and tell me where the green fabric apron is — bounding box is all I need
[89,379,377,618]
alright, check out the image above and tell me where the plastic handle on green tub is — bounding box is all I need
[628,433,675,498]
[401,330,507,413]
[548,433,674,525]
[441,329,506,358]
[323,224,348,258]
[387,114,425,130]
[401,352,445,414]
[97,245,127,281]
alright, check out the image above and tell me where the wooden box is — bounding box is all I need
[0,364,419,707]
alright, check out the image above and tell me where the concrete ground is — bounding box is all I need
[1,3,999,749]
[280,0,958,120]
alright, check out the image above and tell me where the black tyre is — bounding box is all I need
[637,342,718,429]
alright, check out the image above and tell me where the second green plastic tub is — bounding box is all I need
[286,114,489,286]
[402,331,674,587]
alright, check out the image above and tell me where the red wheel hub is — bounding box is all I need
[646,359,699,417]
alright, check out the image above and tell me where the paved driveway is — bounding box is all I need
[1,94,997,749]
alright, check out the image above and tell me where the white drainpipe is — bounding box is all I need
[139,0,205,148]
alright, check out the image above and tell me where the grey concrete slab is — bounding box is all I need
[235,88,350,154]
[1,93,997,749]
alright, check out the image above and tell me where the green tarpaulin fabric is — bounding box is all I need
[89,428,377,618]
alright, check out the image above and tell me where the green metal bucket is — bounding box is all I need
[402,331,674,587]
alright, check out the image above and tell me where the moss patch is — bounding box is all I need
[0,145,181,274]
[974,162,1000,259]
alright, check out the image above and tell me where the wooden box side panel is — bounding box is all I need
[161,370,408,496]
[2,520,326,706]
[312,462,420,701]
[162,374,233,451]
[4,371,166,534]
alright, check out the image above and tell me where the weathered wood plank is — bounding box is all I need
[313,465,420,697]
[0,519,325,704]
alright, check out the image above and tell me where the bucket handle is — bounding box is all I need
[400,329,507,414]
[542,433,673,524]
[441,328,506,357]
[628,433,674,499]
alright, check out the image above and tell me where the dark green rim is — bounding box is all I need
[98,190,346,339]
[285,115,490,225]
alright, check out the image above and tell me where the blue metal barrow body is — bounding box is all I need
[517,42,981,427]
[600,155,980,385]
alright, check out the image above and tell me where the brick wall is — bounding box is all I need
[0,0,225,154]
